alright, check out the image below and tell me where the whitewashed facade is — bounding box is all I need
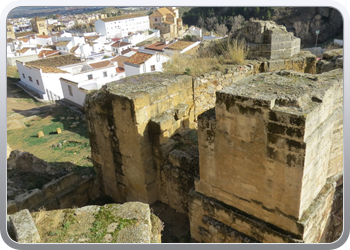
[95,15,150,38]
[124,52,170,77]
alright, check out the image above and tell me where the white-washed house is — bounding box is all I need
[16,54,126,104]
[124,51,170,77]
[95,14,150,39]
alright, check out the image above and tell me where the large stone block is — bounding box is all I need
[9,209,41,243]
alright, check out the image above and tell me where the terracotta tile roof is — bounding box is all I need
[16,48,30,54]
[15,31,38,38]
[100,14,147,23]
[32,66,68,74]
[36,35,51,39]
[70,45,79,54]
[125,52,153,65]
[111,41,131,48]
[150,7,174,17]
[18,38,30,43]
[110,55,128,67]
[166,41,195,51]
[145,42,170,52]
[116,67,125,73]
[121,48,132,55]
[26,54,81,68]
[56,41,70,47]
[38,50,60,58]
[89,60,112,69]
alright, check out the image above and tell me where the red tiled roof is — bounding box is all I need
[166,40,195,51]
[56,41,70,47]
[116,67,125,73]
[18,38,30,43]
[111,41,131,48]
[16,48,30,54]
[145,42,170,52]
[121,48,132,55]
[38,50,60,58]
[89,60,112,69]
[125,52,153,65]
[110,55,128,67]
[150,7,174,18]
[36,35,51,39]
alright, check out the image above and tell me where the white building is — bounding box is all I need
[111,41,132,55]
[16,54,125,104]
[124,51,170,77]
[188,26,202,38]
[35,35,53,46]
[95,14,150,39]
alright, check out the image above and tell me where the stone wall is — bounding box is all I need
[232,20,300,60]
[7,172,100,214]
[84,62,342,243]
[316,49,343,74]
[189,69,343,243]
[84,54,320,215]
[7,150,100,214]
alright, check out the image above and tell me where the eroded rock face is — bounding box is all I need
[8,203,163,243]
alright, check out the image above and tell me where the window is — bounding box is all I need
[103,71,107,77]
[151,65,155,71]
[22,73,25,78]
[68,85,73,96]
[155,18,157,22]
[88,74,93,80]
[29,76,33,82]
[36,80,39,85]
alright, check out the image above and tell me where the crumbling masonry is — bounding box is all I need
[84,21,343,243]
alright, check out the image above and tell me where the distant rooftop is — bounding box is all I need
[166,41,195,51]
[26,54,81,68]
[99,14,147,23]
[125,52,153,65]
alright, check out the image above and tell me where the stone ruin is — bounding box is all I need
[84,60,343,242]
[232,20,301,60]
[7,19,343,243]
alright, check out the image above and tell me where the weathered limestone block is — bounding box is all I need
[316,49,343,73]
[29,202,162,243]
[9,209,41,243]
[15,189,45,211]
[85,73,193,204]
[191,69,343,243]
[232,20,300,59]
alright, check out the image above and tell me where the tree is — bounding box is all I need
[267,10,271,20]
[214,23,228,37]
[232,15,245,32]
[197,16,205,28]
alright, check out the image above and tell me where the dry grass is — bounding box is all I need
[163,52,220,76]
[163,38,247,76]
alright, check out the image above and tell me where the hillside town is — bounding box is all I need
[7,7,206,107]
